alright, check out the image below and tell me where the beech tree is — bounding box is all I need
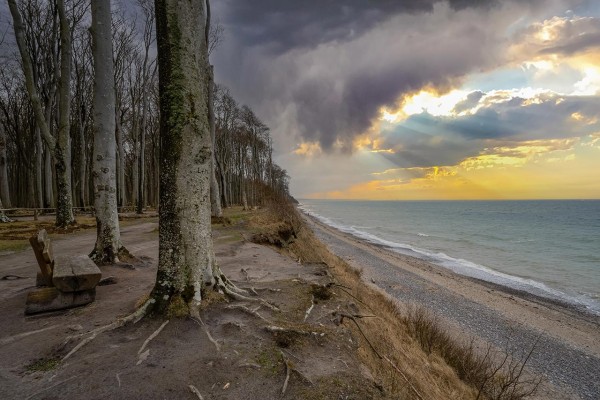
[151,0,229,316]
[89,0,128,263]
[1,0,290,224]
[7,0,75,227]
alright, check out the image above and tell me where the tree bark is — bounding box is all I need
[34,128,43,208]
[0,197,11,223]
[55,0,75,227]
[0,124,11,208]
[208,66,222,217]
[151,0,227,316]
[90,0,127,264]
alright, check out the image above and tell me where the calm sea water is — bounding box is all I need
[299,199,600,315]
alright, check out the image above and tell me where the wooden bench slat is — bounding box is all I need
[52,255,102,292]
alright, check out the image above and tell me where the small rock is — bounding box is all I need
[67,324,83,332]
[98,276,118,286]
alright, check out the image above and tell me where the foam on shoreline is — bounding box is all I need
[299,205,600,317]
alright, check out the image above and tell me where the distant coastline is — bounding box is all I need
[298,199,600,317]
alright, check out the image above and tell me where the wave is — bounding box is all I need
[299,206,600,316]
[417,233,429,237]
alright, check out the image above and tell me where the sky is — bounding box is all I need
[211,0,600,200]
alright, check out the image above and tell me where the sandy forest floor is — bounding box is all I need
[0,207,598,399]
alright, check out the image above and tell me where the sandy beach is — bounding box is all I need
[304,214,600,400]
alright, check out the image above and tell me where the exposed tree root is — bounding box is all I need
[24,375,78,400]
[191,316,220,351]
[226,304,272,324]
[337,313,382,359]
[0,325,59,346]
[138,320,169,355]
[280,350,291,396]
[331,283,374,312]
[265,325,309,336]
[188,384,205,399]
[303,295,315,322]
[62,299,154,361]
[223,285,280,312]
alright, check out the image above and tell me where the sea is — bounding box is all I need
[298,199,600,316]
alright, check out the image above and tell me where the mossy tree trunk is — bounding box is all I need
[151,0,228,316]
[89,0,127,263]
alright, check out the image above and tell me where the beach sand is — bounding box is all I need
[305,214,600,400]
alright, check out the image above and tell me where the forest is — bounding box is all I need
[0,0,290,221]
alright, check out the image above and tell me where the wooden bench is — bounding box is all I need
[26,229,102,315]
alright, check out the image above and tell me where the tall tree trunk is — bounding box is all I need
[55,0,76,227]
[34,128,43,208]
[78,118,87,207]
[44,148,54,208]
[136,97,147,214]
[151,0,230,317]
[208,66,222,217]
[90,0,128,264]
[0,124,11,208]
[115,107,126,207]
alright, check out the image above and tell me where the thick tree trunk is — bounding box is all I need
[0,124,11,208]
[151,0,228,316]
[90,0,127,264]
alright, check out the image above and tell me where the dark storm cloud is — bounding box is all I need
[211,0,567,153]
[377,93,600,168]
[214,0,498,54]
[212,0,537,151]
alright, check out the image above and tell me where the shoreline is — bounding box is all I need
[303,211,600,399]
[298,201,600,318]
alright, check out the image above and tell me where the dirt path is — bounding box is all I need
[306,216,600,400]
[0,215,391,400]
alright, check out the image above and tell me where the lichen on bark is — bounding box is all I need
[151,0,230,316]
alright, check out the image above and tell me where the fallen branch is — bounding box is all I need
[138,320,169,355]
[188,384,204,399]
